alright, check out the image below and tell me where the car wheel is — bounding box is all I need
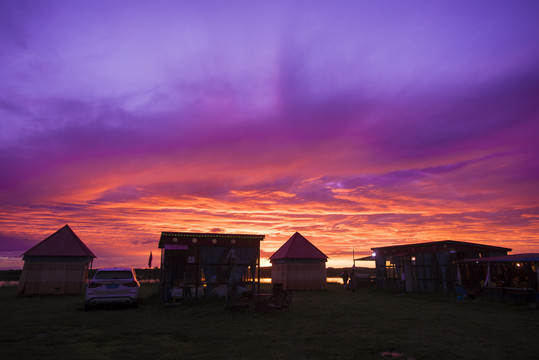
[84,302,92,311]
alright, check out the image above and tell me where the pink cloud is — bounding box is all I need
[1,1,539,268]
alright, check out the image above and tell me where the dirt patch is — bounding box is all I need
[380,350,416,360]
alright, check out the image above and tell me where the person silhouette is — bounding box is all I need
[341,270,349,288]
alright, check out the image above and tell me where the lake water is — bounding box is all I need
[0,278,344,287]
[260,277,343,284]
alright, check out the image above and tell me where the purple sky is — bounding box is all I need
[1,1,538,269]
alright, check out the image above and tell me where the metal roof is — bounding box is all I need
[23,224,96,258]
[159,231,264,248]
[459,253,539,263]
[269,232,328,260]
[371,240,511,255]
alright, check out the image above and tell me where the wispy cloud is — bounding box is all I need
[1,1,538,268]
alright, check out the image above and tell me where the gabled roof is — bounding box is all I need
[269,232,328,260]
[23,224,96,258]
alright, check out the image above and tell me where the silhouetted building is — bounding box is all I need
[18,224,96,295]
[270,232,328,290]
[370,240,510,293]
[158,232,264,302]
[458,253,539,302]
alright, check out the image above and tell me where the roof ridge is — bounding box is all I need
[64,224,97,258]
[23,224,96,258]
[269,232,328,260]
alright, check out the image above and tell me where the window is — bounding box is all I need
[385,257,398,279]
[95,270,134,280]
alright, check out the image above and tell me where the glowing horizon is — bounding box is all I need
[1,1,538,270]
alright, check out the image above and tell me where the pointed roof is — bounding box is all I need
[269,232,328,260]
[23,224,96,258]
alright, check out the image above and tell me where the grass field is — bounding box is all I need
[0,283,537,360]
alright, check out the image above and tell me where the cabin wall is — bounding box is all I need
[376,251,459,293]
[17,256,91,295]
[161,249,188,301]
[375,253,388,289]
[160,245,260,301]
[374,244,510,293]
[272,261,326,290]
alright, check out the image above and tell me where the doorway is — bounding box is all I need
[403,260,414,293]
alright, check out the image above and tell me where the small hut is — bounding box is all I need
[18,225,96,295]
[270,232,328,290]
[458,253,539,302]
[158,231,265,302]
[369,240,511,293]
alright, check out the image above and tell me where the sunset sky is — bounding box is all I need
[1,1,538,270]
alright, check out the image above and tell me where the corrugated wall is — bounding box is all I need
[17,257,91,295]
[272,261,326,290]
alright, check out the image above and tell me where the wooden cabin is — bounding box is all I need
[458,253,539,302]
[158,231,264,302]
[18,225,96,295]
[270,232,328,290]
[370,240,511,293]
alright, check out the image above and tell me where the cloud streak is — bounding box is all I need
[1,1,538,268]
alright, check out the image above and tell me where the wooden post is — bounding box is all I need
[257,244,261,291]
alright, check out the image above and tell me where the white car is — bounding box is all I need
[84,268,140,310]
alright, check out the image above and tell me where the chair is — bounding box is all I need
[281,291,295,311]
[261,290,294,312]
[226,289,250,311]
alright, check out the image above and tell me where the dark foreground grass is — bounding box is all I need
[0,284,537,360]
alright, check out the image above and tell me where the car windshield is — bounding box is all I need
[94,270,133,280]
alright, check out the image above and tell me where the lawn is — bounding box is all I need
[0,283,537,360]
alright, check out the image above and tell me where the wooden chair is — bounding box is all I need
[261,290,294,312]
[226,289,250,311]
[281,290,295,311]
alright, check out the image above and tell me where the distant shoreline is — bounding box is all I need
[0,266,375,282]
[0,270,21,281]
